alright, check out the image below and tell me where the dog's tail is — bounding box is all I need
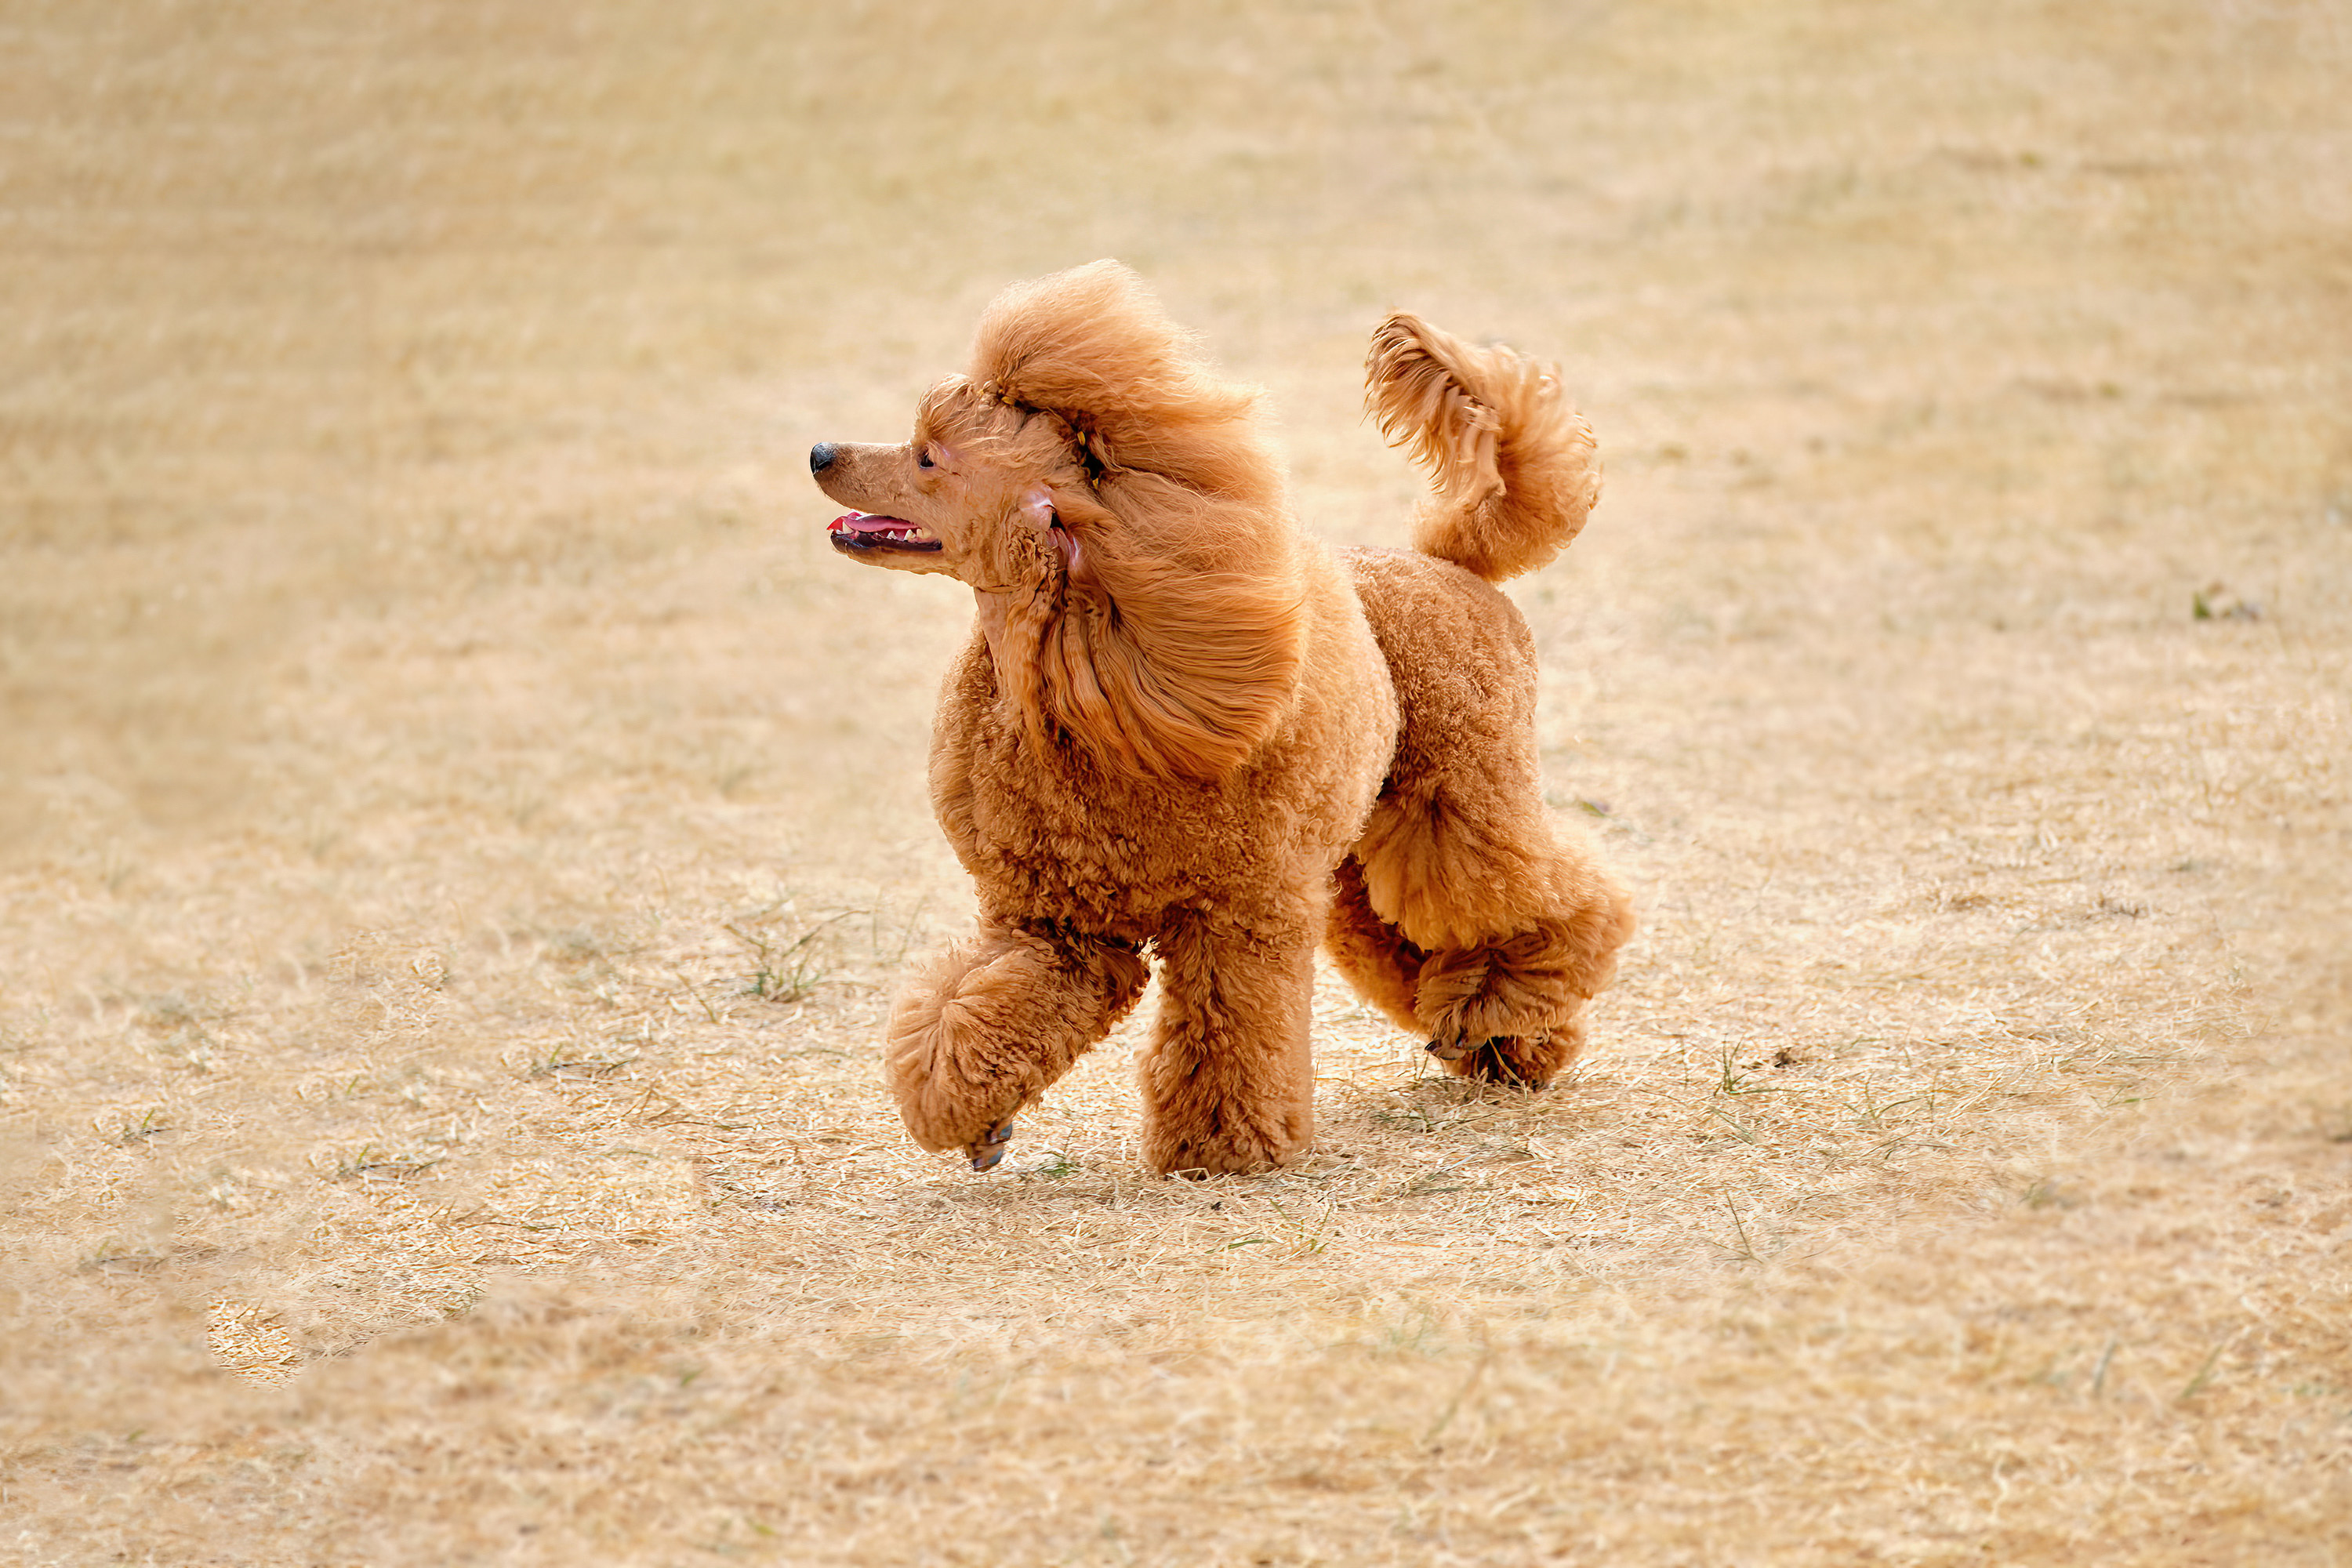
[1365,314,1601,583]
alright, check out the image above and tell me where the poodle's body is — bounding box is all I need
[811,261,1632,1176]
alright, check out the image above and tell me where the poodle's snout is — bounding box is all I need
[809,442,840,475]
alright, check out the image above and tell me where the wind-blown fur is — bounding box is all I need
[1367,311,1603,583]
[922,269,1306,781]
[810,260,1633,1176]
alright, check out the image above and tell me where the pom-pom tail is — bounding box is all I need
[1366,313,1602,583]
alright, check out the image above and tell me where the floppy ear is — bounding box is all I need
[1020,474,1305,781]
[973,262,1306,781]
[1019,485,1083,575]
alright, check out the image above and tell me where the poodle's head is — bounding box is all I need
[810,261,1305,781]
[808,387,1100,589]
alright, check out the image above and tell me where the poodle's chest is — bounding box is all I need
[924,629,1394,934]
[953,768,1274,933]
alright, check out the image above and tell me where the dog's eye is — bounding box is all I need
[916,448,935,469]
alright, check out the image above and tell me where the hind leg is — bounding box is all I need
[1325,854,1428,1036]
[1336,810,1634,1091]
[1413,913,1619,1088]
[1330,855,1557,1083]
[885,921,1149,1168]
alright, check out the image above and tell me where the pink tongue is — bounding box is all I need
[834,513,910,535]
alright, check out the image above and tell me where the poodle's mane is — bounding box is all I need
[954,260,1306,782]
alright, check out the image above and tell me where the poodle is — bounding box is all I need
[808,260,1633,1176]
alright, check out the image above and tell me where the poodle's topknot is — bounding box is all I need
[966,260,1272,506]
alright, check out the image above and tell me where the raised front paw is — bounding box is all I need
[883,1012,1030,1163]
[887,1059,1029,1168]
[881,923,1149,1167]
[965,1119,1017,1172]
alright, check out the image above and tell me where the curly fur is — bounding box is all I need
[811,260,1633,1176]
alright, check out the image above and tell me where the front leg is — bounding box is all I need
[1138,915,1317,1177]
[885,922,1148,1168]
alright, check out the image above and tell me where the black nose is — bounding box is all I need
[809,442,839,474]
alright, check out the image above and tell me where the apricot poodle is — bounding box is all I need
[809,260,1633,1176]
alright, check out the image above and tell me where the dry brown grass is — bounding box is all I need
[4,1,2348,1562]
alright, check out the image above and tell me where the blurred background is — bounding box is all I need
[7,0,2342,890]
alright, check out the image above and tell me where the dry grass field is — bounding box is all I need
[4,0,2349,1562]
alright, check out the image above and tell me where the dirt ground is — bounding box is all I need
[2,1,2347,1563]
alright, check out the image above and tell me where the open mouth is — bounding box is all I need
[827,512,942,554]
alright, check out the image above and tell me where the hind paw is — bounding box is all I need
[1428,1035,1555,1090]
